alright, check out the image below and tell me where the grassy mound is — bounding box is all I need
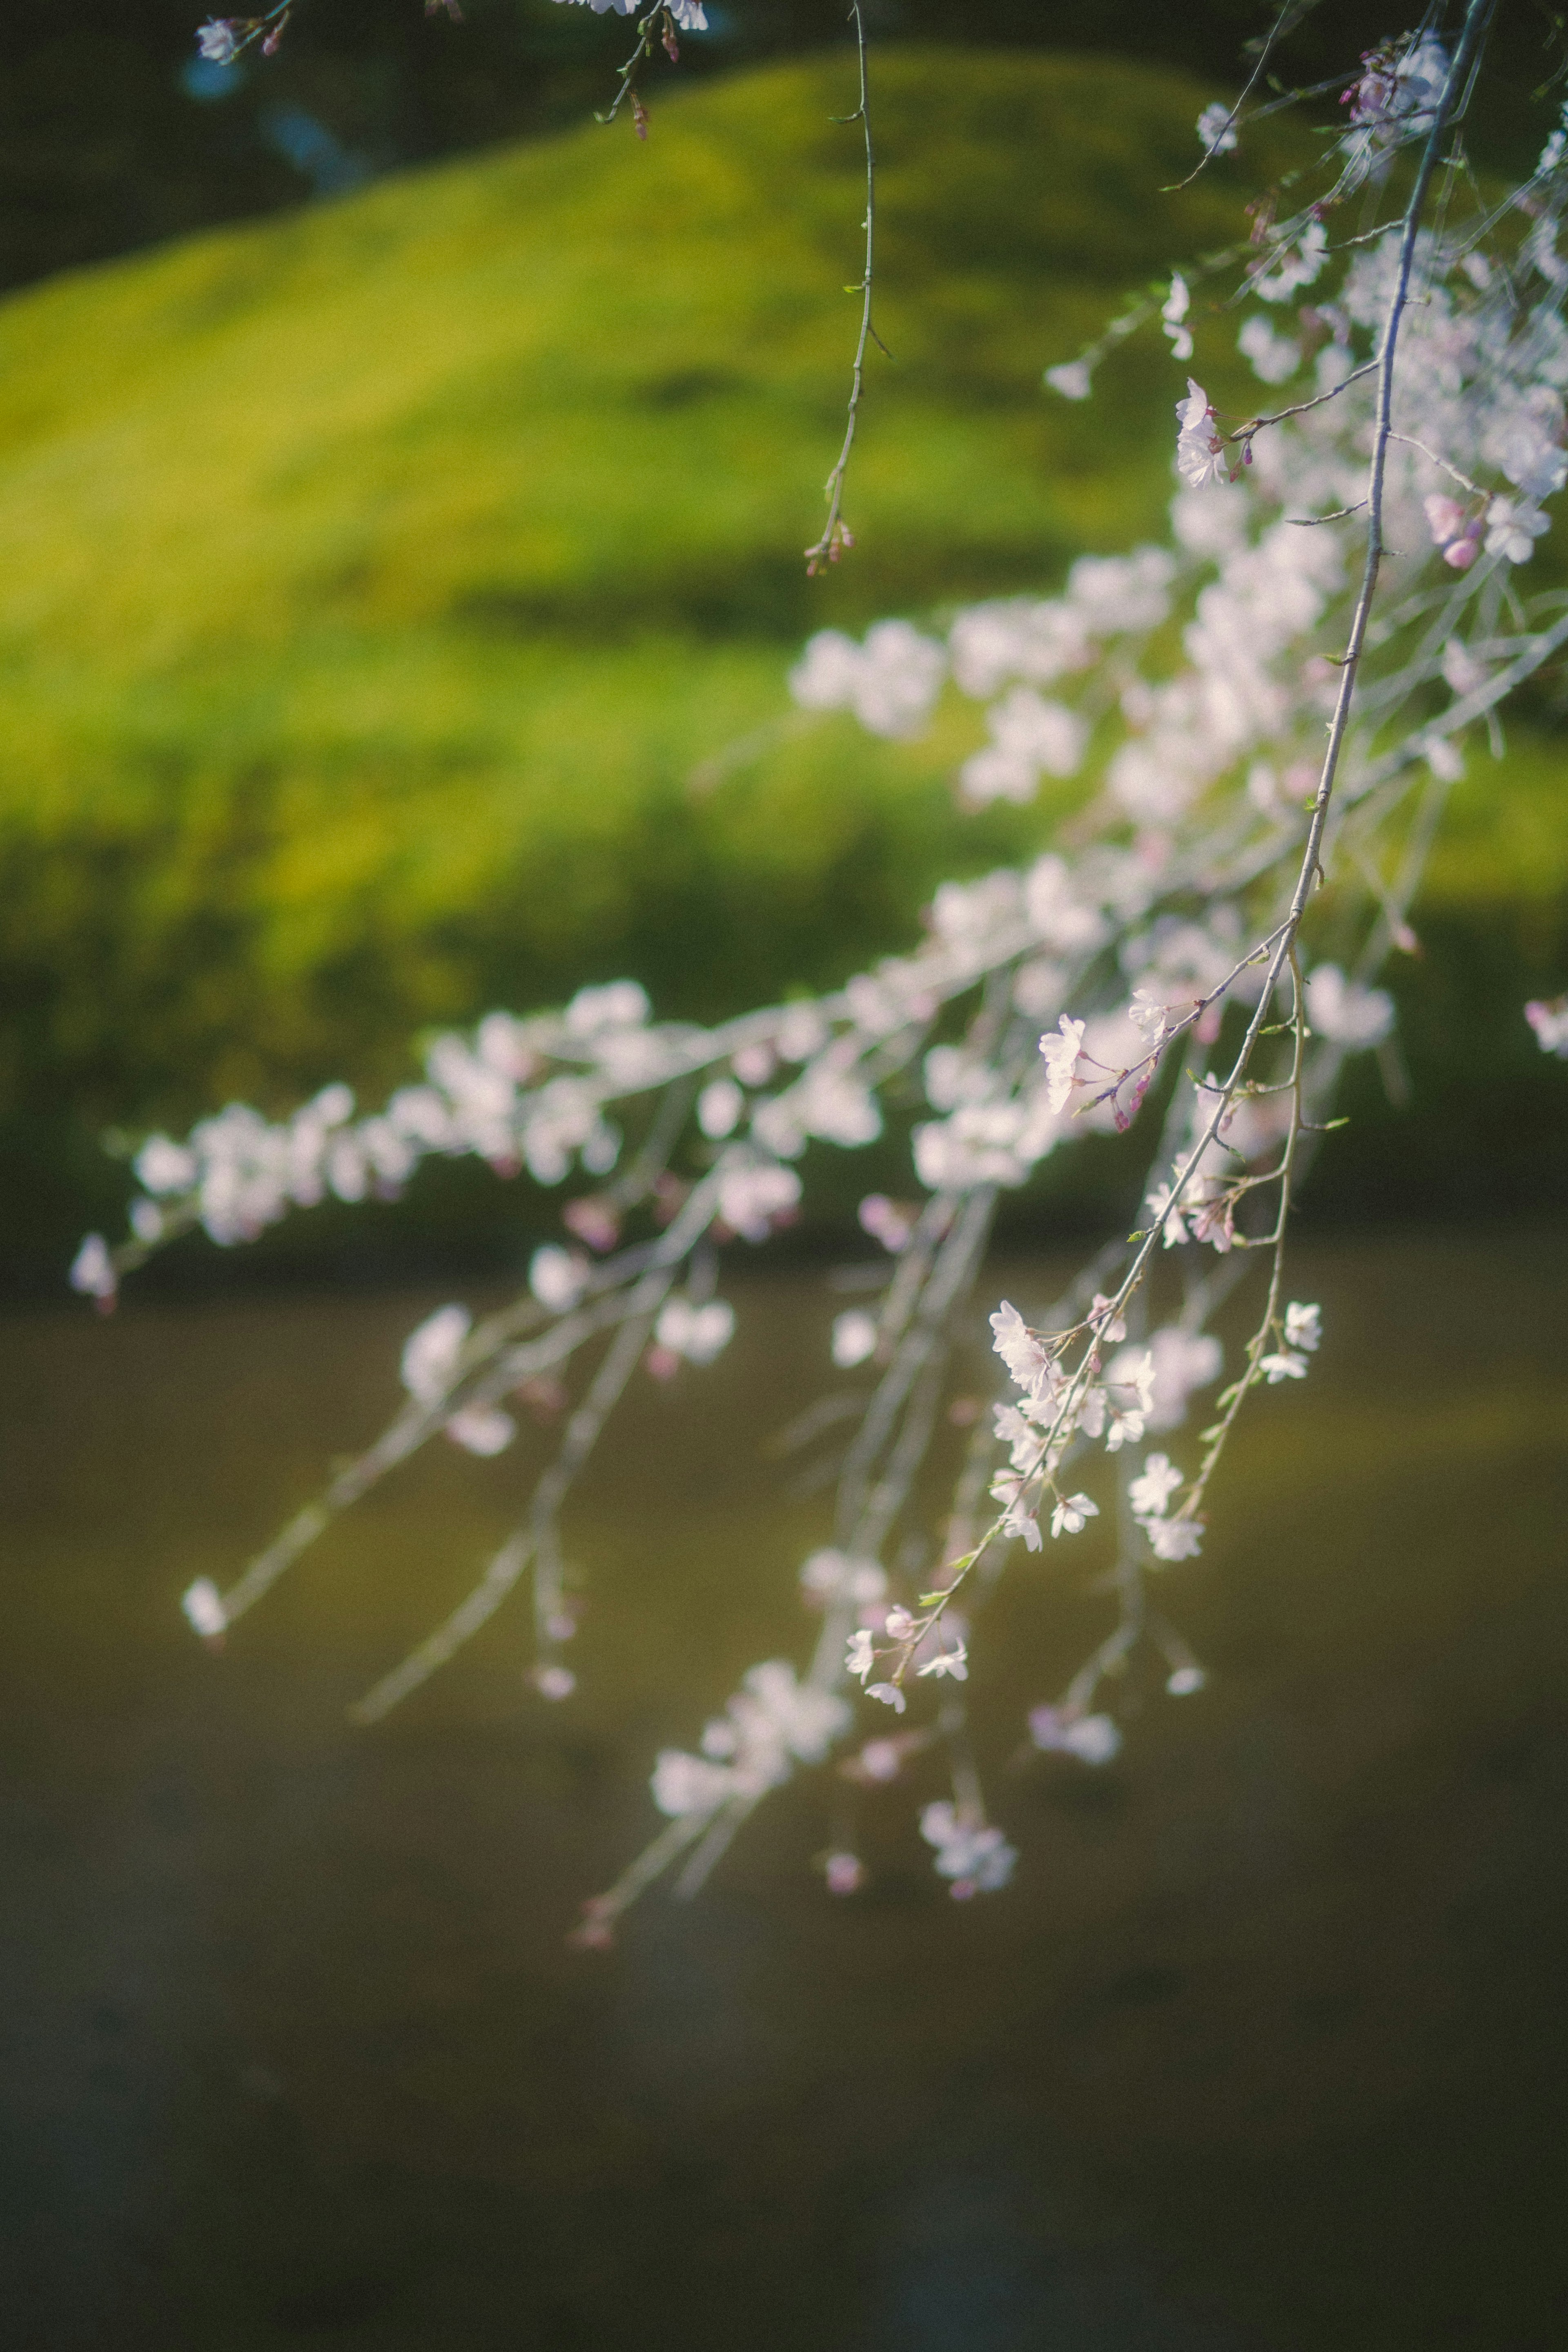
[0,48,1309,1126]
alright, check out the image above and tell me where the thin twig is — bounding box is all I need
[805,5,879,575]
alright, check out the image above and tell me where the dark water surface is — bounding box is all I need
[2,1229,1566,2351]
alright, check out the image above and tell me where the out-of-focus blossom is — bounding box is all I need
[1129,1452,1183,1519]
[1196,101,1238,155]
[831,1310,878,1368]
[1305,964,1394,1048]
[655,1296,735,1365]
[1525,995,1568,1056]
[1029,1708,1122,1765]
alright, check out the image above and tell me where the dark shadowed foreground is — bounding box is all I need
[1,1229,1564,2350]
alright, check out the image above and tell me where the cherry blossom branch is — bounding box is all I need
[1226,361,1379,459]
[805,4,878,576]
[1163,0,1331,191]
[350,1287,668,1726]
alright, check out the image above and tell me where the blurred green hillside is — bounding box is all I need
[0,46,1562,1271]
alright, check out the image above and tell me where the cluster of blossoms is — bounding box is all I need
[115,9,1568,1932]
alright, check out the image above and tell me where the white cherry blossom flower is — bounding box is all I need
[69,1232,117,1304]
[1238,314,1300,384]
[697,1078,743,1138]
[530,1245,588,1313]
[182,1578,227,1639]
[846,1629,876,1683]
[1145,1180,1190,1247]
[1259,1348,1310,1383]
[1485,497,1550,563]
[196,19,240,64]
[789,619,946,738]
[1162,274,1194,363]
[446,1404,517,1457]
[831,1310,878,1368]
[991,1472,1043,1552]
[651,1750,735,1817]
[1039,1015,1087,1112]
[1105,1404,1146,1454]
[1109,1328,1221,1432]
[989,1300,1051,1391]
[1076,1385,1107,1441]
[1284,1301,1322,1352]
[1304,964,1394,1048]
[866,1682,906,1713]
[1089,1292,1127,1343]
[401,1303,469,1403]
[917,1644,968,1681]
[1129,1452,1183,1519]
[1024,855,1107,954]
[1251,218,1327,302]
[135,1136,198,1195]
[1045,360,1093,401]
[960,686,1089,806]
[1127,986,1171,1043]
[1111,1350,1157,1417]
[802,1550,884,1605]
[920,1801,1017,1891]
[1175,380,1227,488]
[564,979,650,1038]
[1142,1515,1205,1561]
[655,1296,736,1365]
[1050,1492,1099,1539]
[1029,1707,1122,1765]
[715,1160,801,1240]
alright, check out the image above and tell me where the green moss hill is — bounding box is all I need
[0,48,1562,1274]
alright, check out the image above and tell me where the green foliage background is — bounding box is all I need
[0,49,1562,1271]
